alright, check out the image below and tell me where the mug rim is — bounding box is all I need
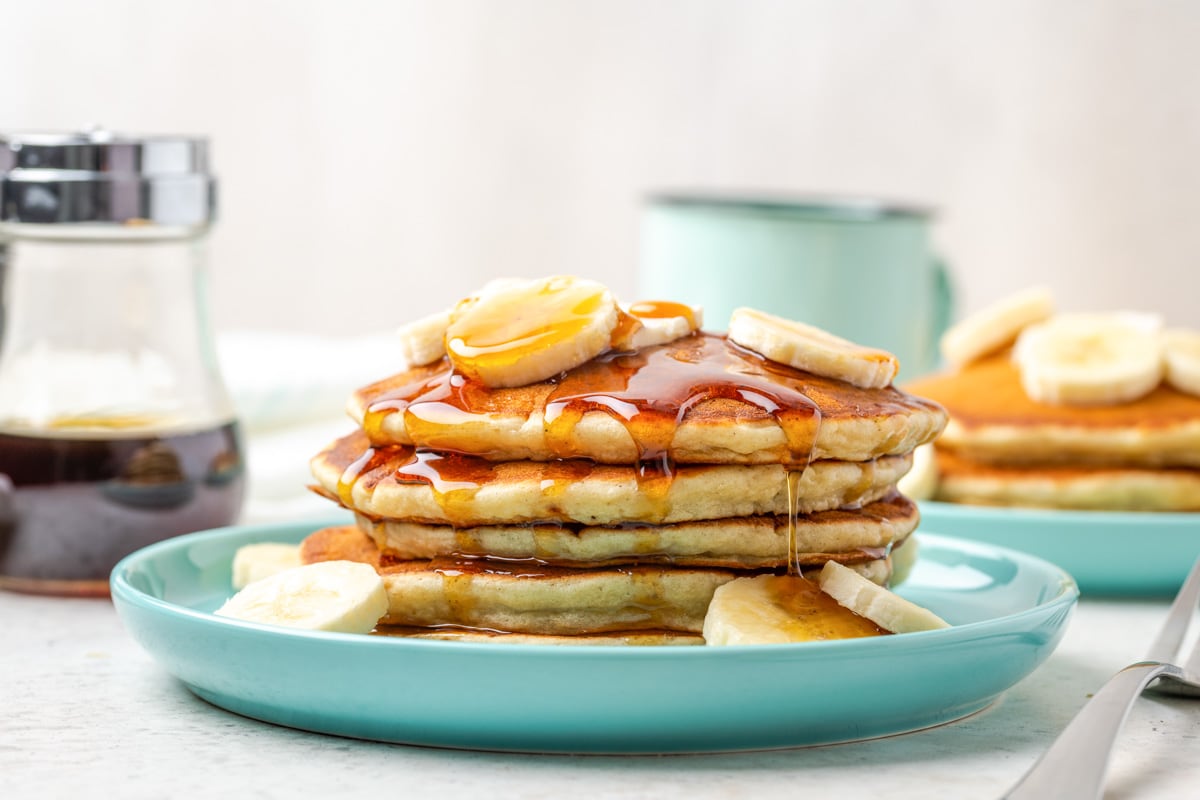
[646,190,934,219]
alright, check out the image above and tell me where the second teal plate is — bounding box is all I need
[920,501,1200,596]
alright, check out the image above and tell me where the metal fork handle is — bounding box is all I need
[1002,661,1183,800]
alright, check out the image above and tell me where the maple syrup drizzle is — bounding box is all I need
[391,449,499,525]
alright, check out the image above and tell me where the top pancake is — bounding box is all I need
[349,332,947,464]
[905,351,1200,467]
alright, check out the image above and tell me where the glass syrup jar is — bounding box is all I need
[0,129,245,596]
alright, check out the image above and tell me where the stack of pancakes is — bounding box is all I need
[305,331,947,644]
[905,352,1200,510]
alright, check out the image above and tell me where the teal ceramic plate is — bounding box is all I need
[919,501,1200,596]
[111,520,1076,754]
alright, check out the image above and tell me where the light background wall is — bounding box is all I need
[3,0,1197,337]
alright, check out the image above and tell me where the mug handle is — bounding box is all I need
[930,257,954,369]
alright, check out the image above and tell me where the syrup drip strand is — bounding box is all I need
[786,468,803,577]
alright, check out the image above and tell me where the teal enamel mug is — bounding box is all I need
[637,194,953,380]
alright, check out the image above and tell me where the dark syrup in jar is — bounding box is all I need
[0,421,244,596]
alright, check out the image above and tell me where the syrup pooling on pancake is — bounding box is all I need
[542,334,822,468]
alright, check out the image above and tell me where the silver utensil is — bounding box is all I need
[1001,556,1200,800]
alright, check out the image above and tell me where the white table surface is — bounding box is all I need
[3,422,1199,799]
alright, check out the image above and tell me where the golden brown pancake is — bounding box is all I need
[301,526,893,635]
[906,351,1200,467]
[933,448,1200,511]
[356,492,918,569]
[350,332,947,465]
[312,430,912,526]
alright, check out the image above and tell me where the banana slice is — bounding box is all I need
[897,443,938,501]
[613,301,704,350]
[1163,329,1200,398]
[394,279,542,368]
[817,560,949,633]
[445,275,619,388]
[703,574,891,645]
[396,309,452,368]
[231,542,303,590]
[216,560,388,634]
[940,286,1055,369]
[1013,312,1164,406]
[728,308,899,389]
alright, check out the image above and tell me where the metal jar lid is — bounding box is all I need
[0,127,216,226]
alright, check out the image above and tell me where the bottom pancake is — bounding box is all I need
[934,448,1200,511]
[301,526,894,636]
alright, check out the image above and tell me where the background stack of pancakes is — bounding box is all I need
[906,352,1200,510]
[905,288,1200,511]
[304,327,946,644]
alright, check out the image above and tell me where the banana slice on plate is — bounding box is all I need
[445,275,619,388]
[940,286,1055,369]
[1013,312,1164,406]
[704,561,948,645]
[231,542,303,589]
[703,574,884,645]
[1163,329,1200,397]
[613,301,704,350]
[728,308,899,389]
[816,560,949,634]
[216,560,389,634]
